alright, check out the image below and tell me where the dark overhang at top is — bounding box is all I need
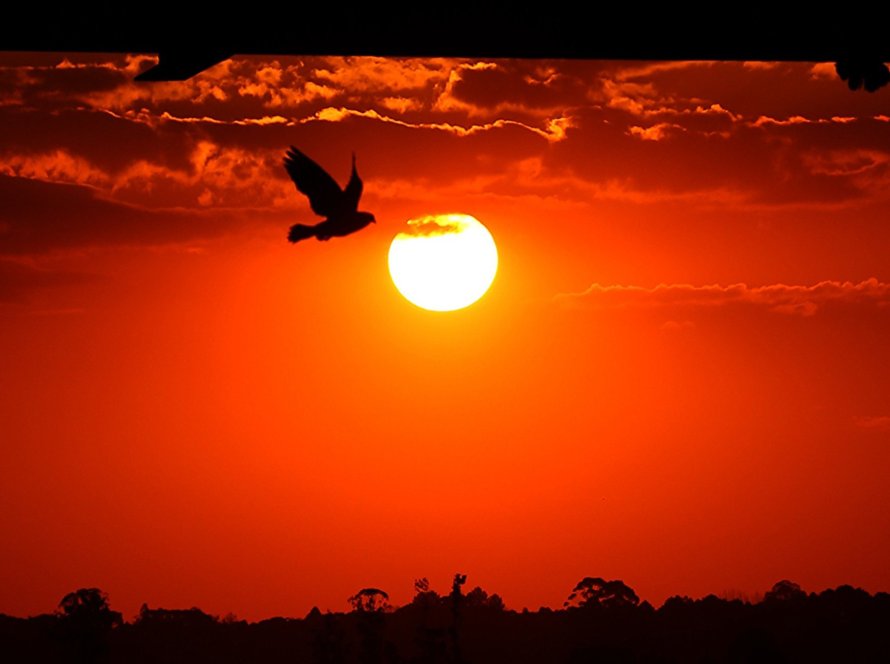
[2,4,888,89]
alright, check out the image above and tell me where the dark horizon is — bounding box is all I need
[4,578,888,663]
[2,575,888,621]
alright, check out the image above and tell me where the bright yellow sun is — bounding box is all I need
[388,213,498,312]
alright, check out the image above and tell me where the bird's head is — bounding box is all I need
[358,211,376,227]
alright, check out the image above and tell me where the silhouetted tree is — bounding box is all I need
[310,610,348,664]
[450,574,467,598]
[408,577,448,663]
[135,604,218,628]
[347,588,391,664]
[660,595,695,615]
[57,588,122,628]
[56,588,121,663]
[449,573,468,664]
[564,577,640,609]
[764,580,806,603]
[464,586,505,611]
[349,588,390,613]
[411,578,441,609]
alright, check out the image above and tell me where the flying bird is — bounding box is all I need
[283,146,376,243]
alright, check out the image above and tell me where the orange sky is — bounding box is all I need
[1,54,888,621]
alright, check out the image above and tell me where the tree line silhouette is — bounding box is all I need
[1,576,887,663]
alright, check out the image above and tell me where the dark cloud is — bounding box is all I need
[0,258,98,302]
[1,53,889,257]
[0,55,573,221]
[551,105,888,207]
[0,175,243,254]
[433,60,595,120]
[0,55,147,111]
[605,61,890,121]
[0,106,194,175]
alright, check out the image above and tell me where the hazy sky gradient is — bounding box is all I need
[1,54,888,621]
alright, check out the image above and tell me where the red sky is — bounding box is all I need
[1,53,888,621]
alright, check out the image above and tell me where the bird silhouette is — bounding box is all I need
[283,146,376,243]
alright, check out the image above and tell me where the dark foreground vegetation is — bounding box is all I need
[2,577,888,663]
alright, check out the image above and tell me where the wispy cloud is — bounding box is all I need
[752,115,858,128]
[628,123,685,141]
[303,106,572,142]
[556,279,890,315]
[397,215,463,237]
[853,415,890,431]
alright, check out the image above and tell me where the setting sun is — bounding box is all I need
[388,213,498,311]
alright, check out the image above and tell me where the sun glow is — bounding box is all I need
[388,214,498,312]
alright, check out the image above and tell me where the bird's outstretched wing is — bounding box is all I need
[342,153,363,212]
[283,146,345,218]
[288,223,317,243]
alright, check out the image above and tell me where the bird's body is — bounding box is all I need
[283,147,375,243]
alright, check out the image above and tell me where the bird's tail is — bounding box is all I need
[288,224,316,243]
